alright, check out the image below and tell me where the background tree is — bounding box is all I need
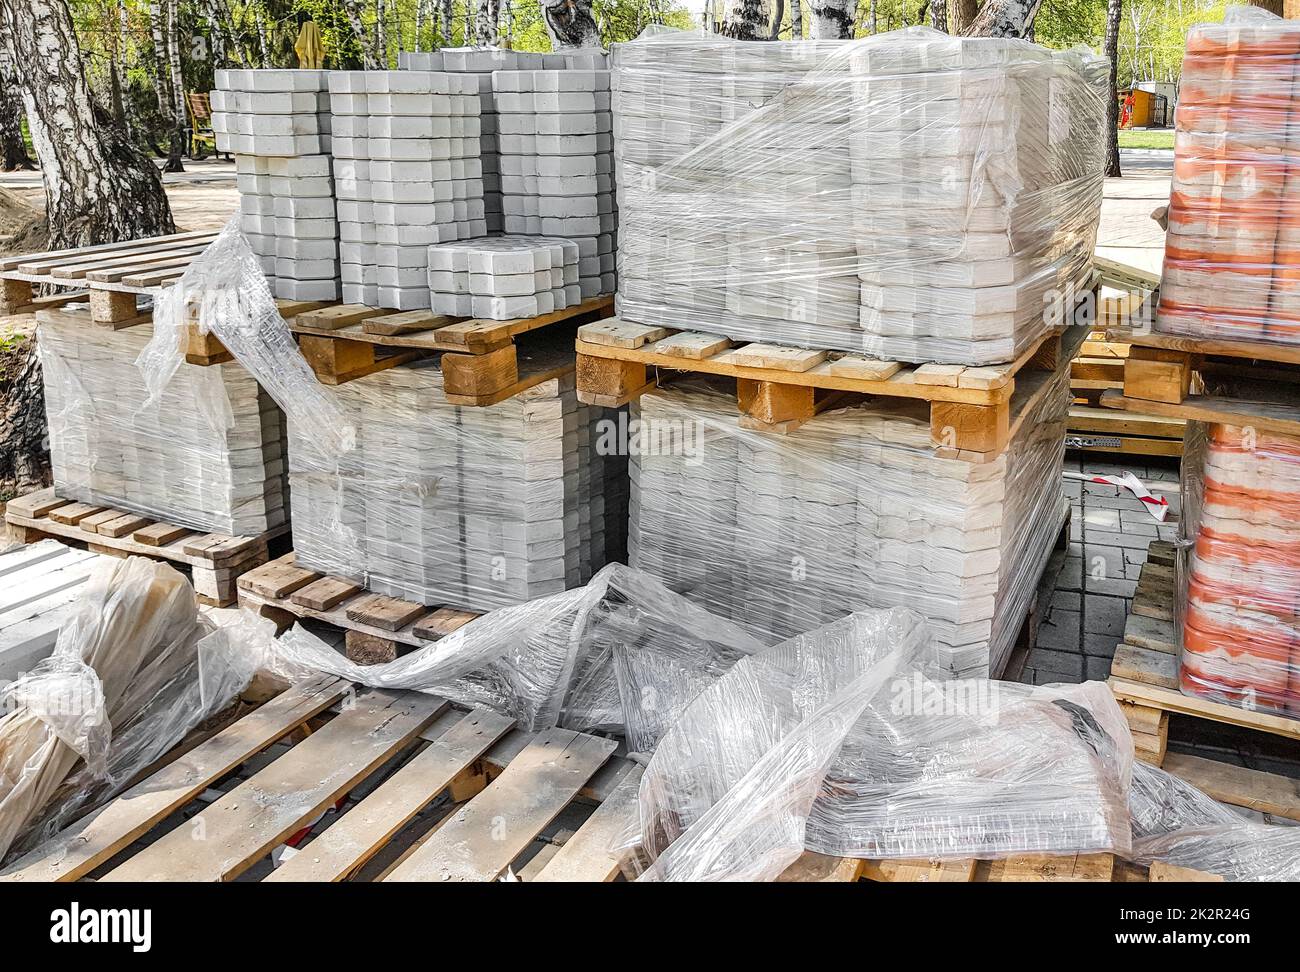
[721,0,770,38]
[810,0,856,36]
[543,0,601,47]
[1105,0,1122,177]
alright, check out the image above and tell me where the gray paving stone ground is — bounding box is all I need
[1020,452,1181,686]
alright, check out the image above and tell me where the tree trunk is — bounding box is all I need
[769,0,785,37]
[0,54,33,171]
[477,0,501,45]
[1104,0,1122,178]
[952,0,980,32]
[415,0,425,49]
[1249,0,1283,13]
[962,0,1041,37]
[931,0,948,31]
[342,0,380,68]
[869,0,876,32]
[254,6,271,66]
[0,0,176,499]
[503,0,514,45]
[810,0,856,37]
[721,0,771,39]
[790,0,802,37]
[542,0,601,49]
[374,0,387,67]
[440,0,453,46]
[166,0,187,167]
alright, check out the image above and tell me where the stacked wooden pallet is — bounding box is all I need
[1110,541,1300,825]
[0,677,1221,883]
[4,489,281,607]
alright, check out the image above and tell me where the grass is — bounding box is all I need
[1118,129,1175,150]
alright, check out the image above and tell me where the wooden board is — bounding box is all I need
[0,675,348,882]
[532,763,643,883]
[1101,387,1300,438]
[265,709,517,882]
[1110,325,1300,367]
[1110,677,1300,745]
[384,728,616,882]
[1162,752,1300,823]
[101,689,447,882]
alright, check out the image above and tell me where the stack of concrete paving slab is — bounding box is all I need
[286,360,625,612]
[328,70,487,309]
[427,235,581,318]
[39,309,288,537]
[493,62,617,299]
[627,367,1070,679]
[213,69,340,301]
[0,541,106,684]
[611,31,1106,365]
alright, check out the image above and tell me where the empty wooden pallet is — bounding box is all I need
[4,487,283,607]
[236,553,481,663]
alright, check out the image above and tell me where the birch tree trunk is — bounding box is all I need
[477,0,501,45]
[503,0,514,45]
[721,0,770,39]
[869,0,876,32]
[0,53,33,171]
[961,0,1042,36]
[374,0,387,67]
[415,0,425,49]
[790,0,802,38]
[542,0,601,49]
[341,0,379,68]
[810,0,855,38]
[440,0,453,45]
[166,0,187,169]
[931,0,948,31]
[1104,0,1122,178]
[952,0,979,31]
[769,0,784,37]
[0,0,176,498]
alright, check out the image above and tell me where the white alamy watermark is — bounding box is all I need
[888,672,1004,724]
[595,412,706,466]
[50,903,152,953]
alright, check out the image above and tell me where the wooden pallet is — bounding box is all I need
[576,320,1088,456]
[3,487,284,607]
[1109,541,1300,823]
[1066,405,1185,458]
[236,553,482,663]
[0,230,220,323]
[287,295,614,402]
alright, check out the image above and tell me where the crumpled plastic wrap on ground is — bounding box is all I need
[137,215,355,459]
[612,27,1106,364]
[0,558,255,864]
[1157,7,1300,347]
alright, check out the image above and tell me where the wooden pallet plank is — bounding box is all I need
[265,709,516,882]
[861,858,978,882]
[1123,612,1178,654]
[361,310,454,335]
[0,230,216,273]
[411,607,481,641]
[47,502,107,526]
[1109,325,1300,367]
[345,593,428,632]
[384,728,616,882]
[98,512,154,539]
[825,355,903,381]
[577,319,670,349]
[1111,643,1179,688]
[1100,387,1300,439]
[133,522,191,547]
[0,675,348,883]
[724,343,828,372]
[1133,562,1175,621]
[1148,862,1224,882]
[290,576,364,611]
[532,763,643,883]
[239,557,322,599]
[913,363,966,387]
[3,488,68,520]
[650,331,731,360]
[78,508,128,535]
[101,689,447,882]
[1162,752,1300,823]
[1110,677,1300,744]
[775,853,865,882]
[995,853,1115,882]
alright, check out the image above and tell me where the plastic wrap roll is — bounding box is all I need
[627,369,1069,679]
[1176,420,1300,718]
[1157,8,1300,346]
[39,312,288,537]
[610,27,1106,365]
[286,361,627,613]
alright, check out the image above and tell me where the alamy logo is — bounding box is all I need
[49,902,152,953]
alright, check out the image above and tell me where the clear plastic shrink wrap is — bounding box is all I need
[1158,8,1300,346]
[1175,420,1300,718]
[0,558,255,864]
[39,311,289,537]
[287,364,628,613]
[628,371,1069,678]
[611,28,1106,365]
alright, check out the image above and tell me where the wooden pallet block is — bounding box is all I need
[577,317,1085,454]
[236,553,482,660]
[4,489,281,606]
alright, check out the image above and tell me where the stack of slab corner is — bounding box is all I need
[286,358,626,613]
[628,362,1071,679]
[610,31,1107,364]
[213,69,340,301]
[0,540,107,684]
[38,309,288,537]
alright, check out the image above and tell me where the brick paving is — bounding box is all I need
[1020,453,1181,686]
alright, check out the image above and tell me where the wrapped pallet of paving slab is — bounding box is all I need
[37,309,289,537]
[1174,420,1300,719]
[628,364,1069,678]
[611,28,1106,365]
[213,69,340,301]
[286,360,626,612]
[1157,8,1300,347]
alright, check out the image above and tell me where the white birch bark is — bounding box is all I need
[542,0,600,49]
[809,0,855,38]
[961,0,1042,36]
[721,0,770,40]
[476,0,501,45]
